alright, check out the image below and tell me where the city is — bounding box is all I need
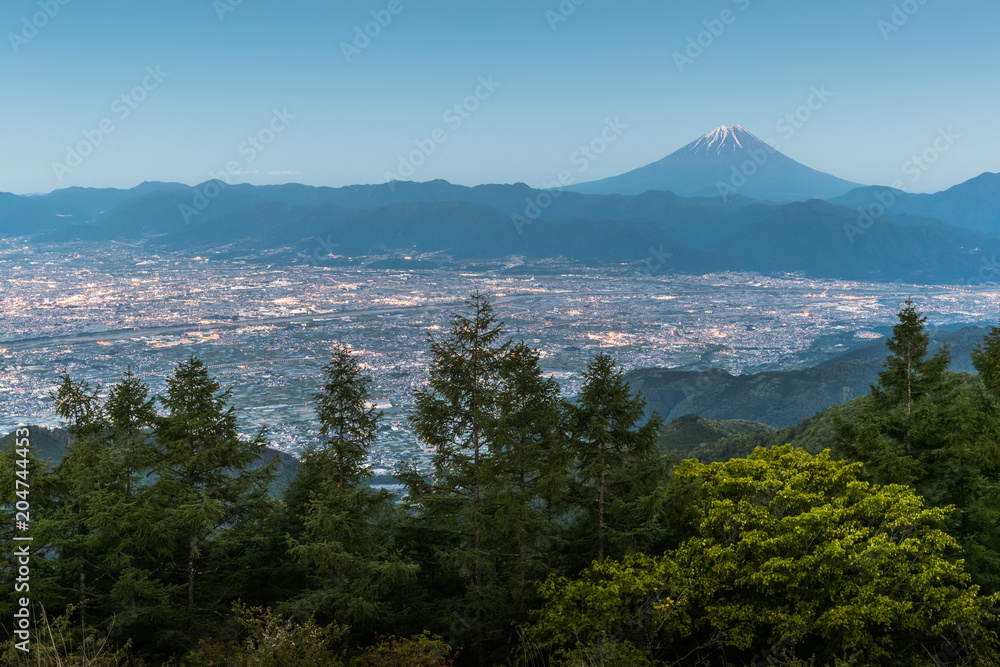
[3,237,998,471]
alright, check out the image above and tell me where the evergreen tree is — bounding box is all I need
[46,374,108,641]
[99,369,172,645]
[960,322,1000,592]
[487,341,570,616]
[565,353,667,565]
[0,428,61,634]
[152,356,274,639]
[104,366,157,498]
[283,343,416,632]
[835,300,956,490]
[407,292,510,664]
[50,373,104,444]
[874,299,953,456]
[284,343,382,526]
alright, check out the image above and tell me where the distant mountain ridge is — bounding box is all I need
[830,172,1000,234]
[625,326,987,428]
[0,425,300,497]
[567,125,865,202]
[4,147,1000,284]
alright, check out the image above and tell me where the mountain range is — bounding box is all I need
[4,126,1000,284]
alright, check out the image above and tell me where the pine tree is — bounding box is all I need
[283,343,416,632]
[565,352,667,565]
[835,300,956,489]
[284,343,382,523]
[960,322,1000,592]
[407,291,510,664]
[487,341,570,616]
[0,428,61,632]
[99,368,172,644]
[874,299,953,456]
[104,366,157,499]
[49,373,103,444]
[152,356,274,631]
[47,374,107,641]
[972,322,1000,398]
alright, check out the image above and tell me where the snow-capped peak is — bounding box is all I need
[682,124,766,152]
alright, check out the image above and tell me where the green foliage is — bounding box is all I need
[404,294,581,661]
[527,446,1000,666]
[0,604,134,667]
[972,322,1000,399]
[405,292,514,658]
[835,304,1000,595]
[565,353,668,564]
[313,343,382,487]
[153,356,275,620]
[350,631,458,667]
[658,414,775,463]
[20,299,1000,665]
[835,300,957,487]
[283,343,417,633]
[485,341,571,613]
[184,602,347,667]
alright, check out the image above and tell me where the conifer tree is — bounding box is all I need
[407,291,510,664]
[487,341,570,614]
[284,343,382,523]
[835,300,956,489]
[47,374,107,640]
[283,343,416,631]
[565,353,667,565]
[105,367,157,498]
[152,356,274,629]
[960,322,1000,591]
[874,299,953,456]
[50,374,104,444]
[99,368,171,642]
[0,428,60,630]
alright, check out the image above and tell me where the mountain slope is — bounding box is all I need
[626,326,986,428]
[568,125,865,201]
[0,426,300,498]
[832,172,1000,234]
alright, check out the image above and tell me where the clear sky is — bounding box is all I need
[2,0,997,195]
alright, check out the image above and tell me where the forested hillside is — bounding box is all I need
[3,296,1000,666]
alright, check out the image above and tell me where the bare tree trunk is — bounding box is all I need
[80,567,87,666]
[188,528,196,609]
[599,444,606,562]
[906,343,913,456]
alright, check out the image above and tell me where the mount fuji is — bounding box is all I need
[568,125,865,203]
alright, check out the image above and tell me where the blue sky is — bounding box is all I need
[2,0,997,195]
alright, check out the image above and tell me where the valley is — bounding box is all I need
[2,238,998,473]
